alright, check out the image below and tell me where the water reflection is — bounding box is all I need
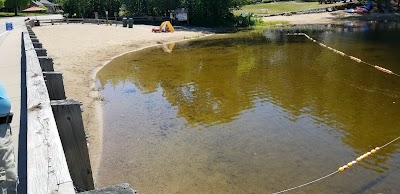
[96,23,400,193]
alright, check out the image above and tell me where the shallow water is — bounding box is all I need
[96,22,400,193]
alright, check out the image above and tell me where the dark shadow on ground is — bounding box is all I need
[337,13,400,22]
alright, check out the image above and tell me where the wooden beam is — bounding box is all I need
[37,56,54,72]
[33,42,42,49]
[30,38,39,43]
[43,72,66,100]
[51,99,95,191]
[35,48,47,57]
[23,30,74,193]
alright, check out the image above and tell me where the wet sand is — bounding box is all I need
[33,23,210,184]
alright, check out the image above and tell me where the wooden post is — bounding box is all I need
[33,42,42,48]
[51,99,95,191]
[30,35,37,39]
[43,72,66,100]
[38,56,54,71]
[35,48,47,56]
[30,38,39,43]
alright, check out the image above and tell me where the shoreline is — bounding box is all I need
[33,24,211,185]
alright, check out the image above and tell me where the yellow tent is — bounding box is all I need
[159,21,175,32]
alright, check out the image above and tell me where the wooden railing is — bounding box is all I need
[22,27,75,194]
[36,16,171,25]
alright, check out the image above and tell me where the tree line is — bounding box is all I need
[0,0,29,11]
[57,0,251,26]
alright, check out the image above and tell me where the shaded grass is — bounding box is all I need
[0,12,47,18]
[255,20,290,26]
[234,1,344,16]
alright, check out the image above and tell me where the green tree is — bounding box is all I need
[0,0,4,9]
[61,0,121,18]
[120,0,248,26]
[4,0,29,15]
[62,0,89,17]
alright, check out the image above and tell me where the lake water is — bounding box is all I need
[96,22,400,193]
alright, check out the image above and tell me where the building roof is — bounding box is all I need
[32,0,58,7]
[32,1,44,6]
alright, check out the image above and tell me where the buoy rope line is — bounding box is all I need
[287,33,400,77]
[273,135,400,194]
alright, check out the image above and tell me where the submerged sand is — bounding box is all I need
[33,23,209,184]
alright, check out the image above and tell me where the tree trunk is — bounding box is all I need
[14,0,17,16]
[385,0,390,12]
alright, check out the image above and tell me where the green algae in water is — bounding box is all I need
[96,23,400,193]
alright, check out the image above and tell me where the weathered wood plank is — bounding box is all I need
[43,72,66,100]
[51,99,94,191]
[24,30,75,194]
[38,56,54,72]
[35,48,47,57]
[33,42,42,49]
[30,38,39,43]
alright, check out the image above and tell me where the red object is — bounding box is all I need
[152,28,161,33]
[22,6,47,12]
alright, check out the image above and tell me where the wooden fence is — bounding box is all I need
[21,24,95,193]
[35,16,171,25]
[22,26,75,194]
[21,21,136,194]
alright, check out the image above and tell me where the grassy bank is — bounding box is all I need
[0,12,47,18]
[234,1,344,16]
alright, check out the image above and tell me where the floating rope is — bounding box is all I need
[287,33,400,77]
[273,135,400,193]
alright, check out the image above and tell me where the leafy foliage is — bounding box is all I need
[60,0,121,17]
[0,0,4,9]
[55,0,249,26]
[120,0,249,26]
[4,0,29,9]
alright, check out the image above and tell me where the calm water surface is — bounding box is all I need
[96,22,400,193]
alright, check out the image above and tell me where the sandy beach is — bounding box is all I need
[33,23,210,184]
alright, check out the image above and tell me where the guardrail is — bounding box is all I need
[36,16,171,25]
[22,26,75,193]
[22,21,136,194]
